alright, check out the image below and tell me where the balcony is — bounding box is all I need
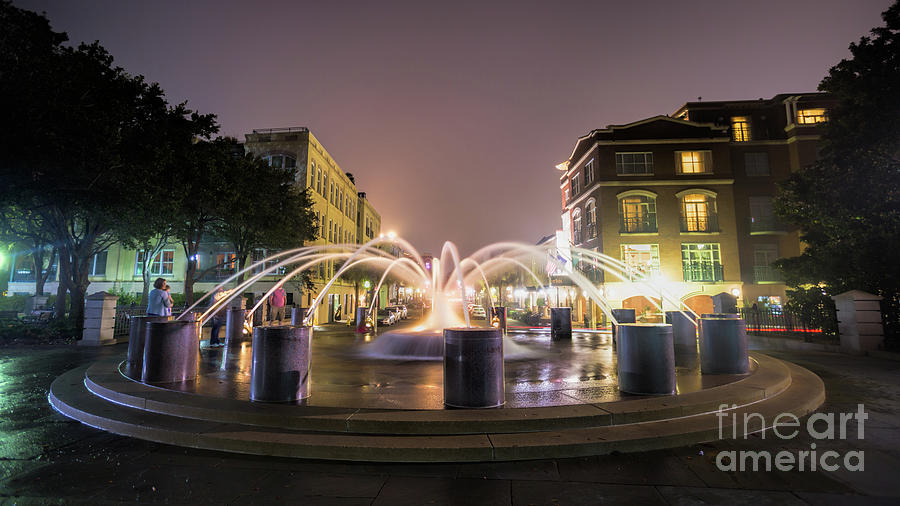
[680,214,719,233]
[749,216,786,234]
[754,265,783,283]
[619,215,658,234]
[683,263,724,282]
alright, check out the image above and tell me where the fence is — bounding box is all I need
[113,304,187,339]
[739,307,838,343]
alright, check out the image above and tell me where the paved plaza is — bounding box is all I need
[0,324,899,505]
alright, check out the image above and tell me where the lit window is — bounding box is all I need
[621,244,660,279]
[619,195,657,233]
[744,152,770,176]
[731,116,751,142]
[680,193,717,232]
[797,108,827,124]
[615,152,654,175]
[135,250,175,276]
[681,243,722,282]
[571,174,581,195]
[215,253,237,275]
[676,151,713,174]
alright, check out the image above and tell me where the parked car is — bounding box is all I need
[471,305,487,320]
[386,306,402,321]
[377,309,395,326]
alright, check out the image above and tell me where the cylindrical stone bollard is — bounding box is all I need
[443,328,505,408]
[290,307,307,326]
[250,325,311,402]
[550,307,572,340]
[699,317,750,375]
[665,311,698,354]
[225,308,249,348]
[491,306,508,335]
[616,323,676,395]
[611,308,637,344]
[141,320,200,383]
[125,315,171,379]
[702,313,740,319]
[355,307,368,332]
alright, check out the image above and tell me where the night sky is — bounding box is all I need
[15,0,892,256]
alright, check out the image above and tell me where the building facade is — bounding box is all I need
[7,127,384,324]
[558,93,832,319]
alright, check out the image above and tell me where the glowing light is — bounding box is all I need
[555,161,569,171]
[363,280,371,289]
[731,288,741,298]
[387,231,397,240]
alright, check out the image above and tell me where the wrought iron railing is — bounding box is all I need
[753,265,783,283]
[683,263,724,282]
[739,307,838,343]
[749,216,786,233]
[680,213,719,233]
[619,215,657,233]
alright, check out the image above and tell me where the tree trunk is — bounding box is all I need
[55,246,70,320]
[68,254,92,330]
[237,252,248,284]
[32,247,45,296]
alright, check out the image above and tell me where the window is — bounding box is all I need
[619,194,657,233]
[797,108,827,124]
[675,150,713,174]
[585,200,597,239]
[572,209,583,244]
[744,152,770,176]
[731,116,751,142]
[753,244,781,282]
[681,243,723,282]
[215,253,237,276]
[616,152,654,175]
[583,159,595,185]
[134,250,175,276]
[571,174,580,195]
[680,193,718,232]
[89,251,108,276]
[264,154,297,170]
[749,196,782,232]
[621,244,660,279]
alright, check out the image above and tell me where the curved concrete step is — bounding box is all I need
[49,356,824,462]
[80,353,791,435]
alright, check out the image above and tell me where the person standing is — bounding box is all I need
[147,278,173,317]
[208,287,227,347]
[269,286,286,324]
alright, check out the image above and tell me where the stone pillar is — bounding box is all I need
[250,325,311,402]
[141,320,200,383]
[491,306,507,335]
[550,307,572,340]
[616,323,676,395]
[712,292,738,314]
[699,317,750,375]
[80,291,118,346]
[665,311,698,354]
[224,308,249,348]
[833,290,884,354]
[443,328,505,408]
[611,308,637,345]
[355,307,368,332]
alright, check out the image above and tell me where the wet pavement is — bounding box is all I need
[175,317,739,409]
[2,331,900,504]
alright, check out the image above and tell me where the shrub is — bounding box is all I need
[785,286,838,337]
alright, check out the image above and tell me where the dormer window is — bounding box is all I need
[731,116,751,142]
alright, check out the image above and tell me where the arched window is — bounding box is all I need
[585,199,597,239]
[572,209,583,244]
[678,191,718,232]
[617,191,657,233]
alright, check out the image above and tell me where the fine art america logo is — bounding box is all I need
[715,404,867,472]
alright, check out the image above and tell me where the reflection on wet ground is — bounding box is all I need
[162,319,747,410]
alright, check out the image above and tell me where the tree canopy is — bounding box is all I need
[774,0,900,342]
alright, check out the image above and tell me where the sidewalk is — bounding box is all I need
[1,343,898,504]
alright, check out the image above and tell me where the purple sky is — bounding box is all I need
[16,0,892,255]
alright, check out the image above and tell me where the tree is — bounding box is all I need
[774,0,900,344]
[212,140,318,284]
[0,206,57,296]
[0,2,215,327]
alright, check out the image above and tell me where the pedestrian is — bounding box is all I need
[161,284,174,316]
[147,278,173,317]
[208,287,227,347]
[269,286,286,323]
